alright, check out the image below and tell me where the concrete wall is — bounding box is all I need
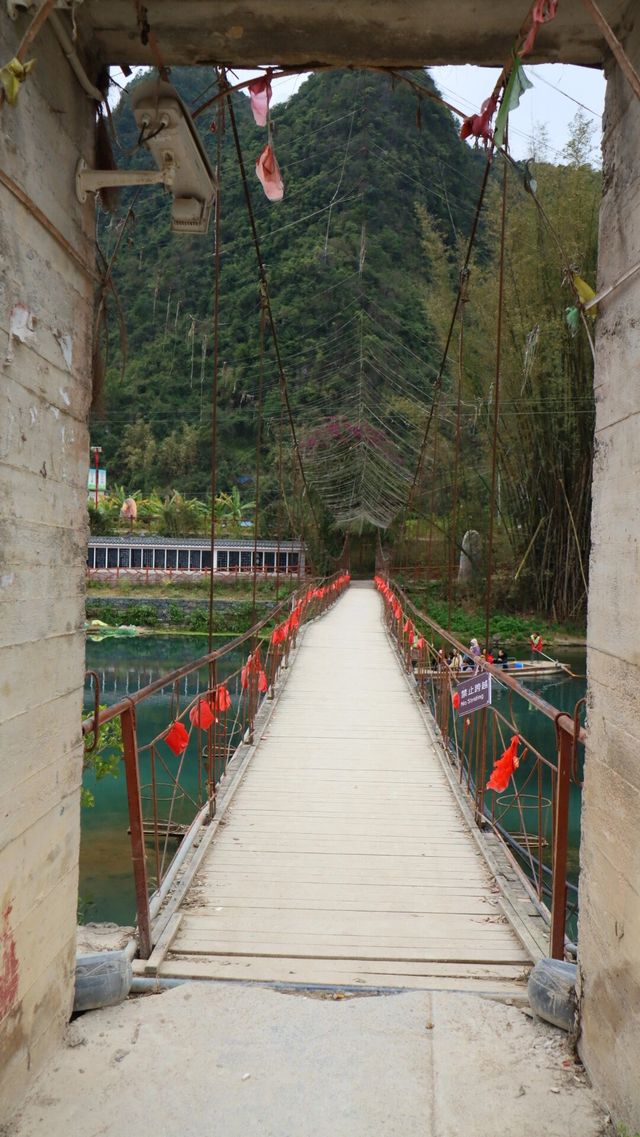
[579,4,640,1129]
[0,11,95,1117]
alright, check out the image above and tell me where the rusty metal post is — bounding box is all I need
[474,707,488,825]
[121,704,152,958]
[406,628,414,674]
[207,660,217,819]
[550,717,572,958]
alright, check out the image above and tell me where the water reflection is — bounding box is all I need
[81,635,244,924]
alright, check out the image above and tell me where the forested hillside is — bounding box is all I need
[92,67,600,616]
[93,68,485,496]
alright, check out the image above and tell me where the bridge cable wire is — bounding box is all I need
[224,81,323,541]
[484,143,509,652]
[207,85,224,653]
[396,150,494,560]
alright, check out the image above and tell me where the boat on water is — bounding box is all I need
[413,658,569,680]
[504,658,568,677]
[85,619,140,641]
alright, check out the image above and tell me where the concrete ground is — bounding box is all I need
[7,984,609,1137]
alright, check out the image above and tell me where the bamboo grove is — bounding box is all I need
[398,117,599,621]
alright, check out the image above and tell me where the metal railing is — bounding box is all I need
[86,564,304,586]
[376,575,585,959]
[82,571,350,957]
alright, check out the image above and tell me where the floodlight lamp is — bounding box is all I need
[75,77,216,235]
[131,78,216,233]
[7,0,78,17]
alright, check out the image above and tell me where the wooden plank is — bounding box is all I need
[177,911,515,940]
[217,824,471,838]
[196,862,496,886]
[137,957,526,981]
[147,957,529,993]
[188,898,499,916]
[170,940,529,964]
[189,881,499,910]
[211,839,483,857]
[145,913,183,976]
[167,587,531,982]
[207,854,481,868]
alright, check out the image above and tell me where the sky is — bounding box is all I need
[111,62,606,165]
[430,64,605,163]
[231,63,606,164]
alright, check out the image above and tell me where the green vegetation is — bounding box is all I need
[86,574,295,600]
[93,67,599,614]
[82,707,123,808]
[92,66,485,567]
[85,593,282,635]
[399,576,585,645]
[402,113,599,621]
[86,571,296,634]
[88,486,254,537]
[412,597,582,646]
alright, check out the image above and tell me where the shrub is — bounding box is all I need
[123,604,159,627]
[168,603,183,624]
[187,608,210,632]
[86,602,119,625]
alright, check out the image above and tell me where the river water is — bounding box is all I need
[81,634,245,924]
[81,636,586,926]
[486,649,586,933]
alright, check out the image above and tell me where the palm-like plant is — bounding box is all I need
[147,491,210,537]
[215,487,255,535]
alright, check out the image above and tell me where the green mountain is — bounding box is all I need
[92,68,600,616]
[92,68,486,518]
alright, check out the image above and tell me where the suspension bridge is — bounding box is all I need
[83,577,579,996]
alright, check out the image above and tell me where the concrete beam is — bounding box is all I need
[0,6,95,1117]
[578,2,640,1131]
[72,0,626,68]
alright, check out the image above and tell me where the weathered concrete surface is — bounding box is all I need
[77,0,623,68]
[8,984,607,1137]
[0,8,95,1118]
[578,2,640,1131]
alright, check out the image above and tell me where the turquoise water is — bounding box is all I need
[81,636,586,926]
[488,650,586,884]
[81,635,246,925]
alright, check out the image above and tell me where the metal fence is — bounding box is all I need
[376,575,585,959]
[83,571,350,957]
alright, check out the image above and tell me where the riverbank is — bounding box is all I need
[85,576,587,645]
[399,581,586,647]
[86,595,275,635]
[86,577,297,635]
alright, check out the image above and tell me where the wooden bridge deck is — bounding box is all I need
[156,585,531,993]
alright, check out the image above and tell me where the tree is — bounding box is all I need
[215,487,255,535]
[145,491,210,537]
[417,129,600,619]
[562,110,597,170]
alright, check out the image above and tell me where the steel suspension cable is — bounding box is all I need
[251,292,266,627]
[207,90,224,653]
[275,385,285,599]
[448,268,469,629]
[224,86,321,535]
[400,153,494,533]
[484,150,509,652]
